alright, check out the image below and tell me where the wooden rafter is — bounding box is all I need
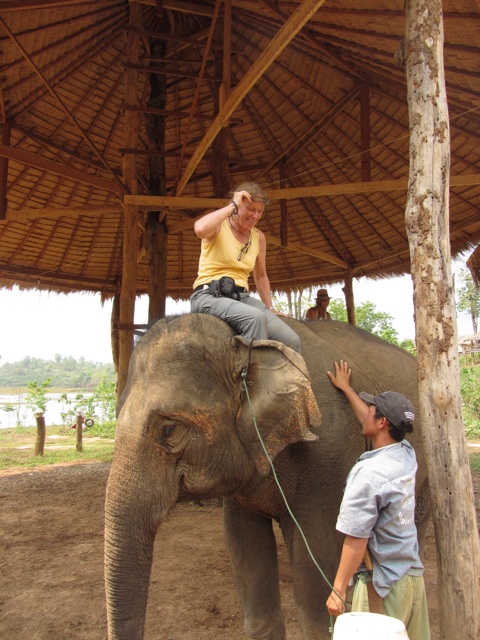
[0,144,123,194]
[175,0,329,195]
[0,17,125,191]
[123,174,480,210]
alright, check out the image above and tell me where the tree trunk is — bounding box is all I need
[404,3,480,639]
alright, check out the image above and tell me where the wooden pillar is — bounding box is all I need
[405,3,480,638]
[111,279,121,377]
[145,211,167,324]
[76,413,83,452]
[118,1,142,397]
[342,268,356,325]
[0,121,11,220]
[212,12,231,197]
[145,35,168,324]
[220,0,232,110]
[35,412,45,456]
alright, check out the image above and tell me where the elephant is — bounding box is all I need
[104,313,430,640]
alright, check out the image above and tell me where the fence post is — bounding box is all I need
[35,412,46,456]
[76,413,83,452]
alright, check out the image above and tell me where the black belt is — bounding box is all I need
[194,282,247,293]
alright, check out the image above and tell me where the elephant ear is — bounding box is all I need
[232,336,322,476]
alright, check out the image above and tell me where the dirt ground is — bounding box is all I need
[1,461,477,640]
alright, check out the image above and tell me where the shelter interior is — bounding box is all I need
[0,1,479,380]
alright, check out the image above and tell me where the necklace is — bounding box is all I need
[228,216,250,243]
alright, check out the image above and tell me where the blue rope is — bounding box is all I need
[240,369,345,638]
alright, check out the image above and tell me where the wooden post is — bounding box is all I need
[35,412,45,456]
[111,280,121,377]
[76,413,83,452]
[405,3,480,638]
[118,0,142,397]
[342,268,356,326]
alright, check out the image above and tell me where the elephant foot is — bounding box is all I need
[302,430,319,442]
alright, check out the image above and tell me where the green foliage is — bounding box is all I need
[399,339,416,355]
[460,365,480,438]
[457,268,480,333]
[25,378,51,414]
[59,378,116,426]
[87,420,116,439]
[0,355,115,388]
[329,299,400,344]
[470,451,480,474]
[328,299,347,322]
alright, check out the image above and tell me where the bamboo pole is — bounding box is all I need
[405,3,480,638]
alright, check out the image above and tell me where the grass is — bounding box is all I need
[469,450,480,474]
[0,424,114,471]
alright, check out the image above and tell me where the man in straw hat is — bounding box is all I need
[305,288,332,320]
[325,360,430,640]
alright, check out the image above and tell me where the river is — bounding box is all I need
[0,391,107,428]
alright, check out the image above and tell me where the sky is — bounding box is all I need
[0,258,475,365]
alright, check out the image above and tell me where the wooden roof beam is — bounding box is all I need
[5,205,123,221]
[257,85,360,179]
[126,173,480,209]
[124,62,223,83]
[175,0,329,195]
[0,144,123,194]
[0,17,126,192]
[0,0,92,10]
[140,0,215,16]
[265,234,348,269]
[254,0,364,79]
[14,124,121,175]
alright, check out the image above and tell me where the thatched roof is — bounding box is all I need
[0,1,479,300]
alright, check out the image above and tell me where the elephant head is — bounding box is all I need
[104,313,321,639]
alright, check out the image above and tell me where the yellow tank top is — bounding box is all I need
[193,219,260,291]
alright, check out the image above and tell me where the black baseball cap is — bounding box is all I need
[359,391,415,428]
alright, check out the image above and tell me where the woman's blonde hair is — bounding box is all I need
[231,181,269,205]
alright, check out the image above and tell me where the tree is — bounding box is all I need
[457,267,480,334]
[25,378,51,415]
[329,299,400,345]
[272,287,315,320]
[405,2,480,637]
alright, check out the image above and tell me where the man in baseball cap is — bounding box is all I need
[358,391,415,441]
[325,360,430,640]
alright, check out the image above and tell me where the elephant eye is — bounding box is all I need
[154,422,176,449]
[162,424,176,438]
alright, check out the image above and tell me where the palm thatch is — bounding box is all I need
[0,1,479,300]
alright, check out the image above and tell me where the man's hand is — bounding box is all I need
[327,359,352,392]
[326,588,346,617]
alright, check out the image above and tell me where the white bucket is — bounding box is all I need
[333,612,409,639]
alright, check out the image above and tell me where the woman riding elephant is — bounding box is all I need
[104,313,429,640]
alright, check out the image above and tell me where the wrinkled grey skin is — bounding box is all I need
[105,314,429,640]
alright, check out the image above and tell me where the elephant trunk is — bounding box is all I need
[104,455,178,639]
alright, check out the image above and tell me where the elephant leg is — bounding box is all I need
[223,498,286,640]
[280,513,341,640]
